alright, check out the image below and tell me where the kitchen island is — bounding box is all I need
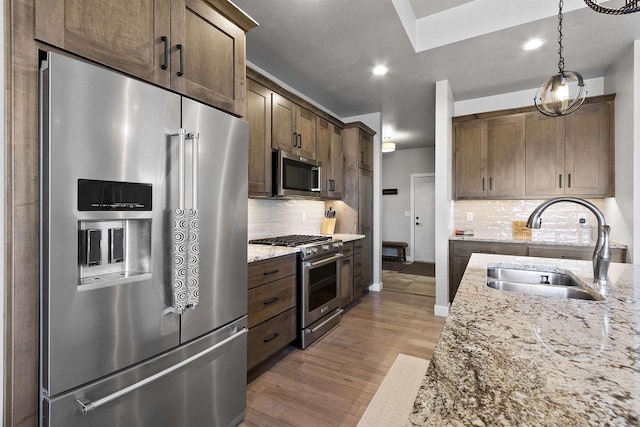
[409,253,639,426]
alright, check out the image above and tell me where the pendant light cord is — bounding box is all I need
[557,0,565,73]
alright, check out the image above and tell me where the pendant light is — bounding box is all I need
[534,0,587,117]
[584,0,640,15]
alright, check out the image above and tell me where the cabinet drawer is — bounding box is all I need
[353,252,363,277]
[452,241,528,257]
[340,242,354,257]
[247,308,296,370]
[248,276,296,329]
[353,239,363,254]
[248,254,296,289]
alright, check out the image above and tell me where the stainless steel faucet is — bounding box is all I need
[526,197,611,285]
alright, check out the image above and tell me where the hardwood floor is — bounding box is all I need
[242,291,446,427]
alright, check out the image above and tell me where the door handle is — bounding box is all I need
[160,36,168,70]
[292,132,298,149]
[76,327,247,414]
[176,44,184,76]
[171,129,200,313]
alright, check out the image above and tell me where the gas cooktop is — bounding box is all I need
[249,234,332,247]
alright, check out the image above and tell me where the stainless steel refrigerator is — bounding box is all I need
[39,52,249,426]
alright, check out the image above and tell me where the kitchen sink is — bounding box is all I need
[486,267,600,301]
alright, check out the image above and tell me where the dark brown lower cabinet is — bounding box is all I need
[247,254,296,371]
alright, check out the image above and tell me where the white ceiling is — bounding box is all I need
[233,0,640,149]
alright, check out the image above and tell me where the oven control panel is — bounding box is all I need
[300,240,343,261]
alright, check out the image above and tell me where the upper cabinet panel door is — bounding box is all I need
[171,0,248,116]
[36,0,171,88]
[247,79,272,197]
[359,133,373,172]
[454,120,487,198]
[487,115,525,198]
[295,107,317,159]
[564,102,612,197]
[525,113,565,197]
[272,93,296,153]
[317,118,331,197]
[329,124,344,199]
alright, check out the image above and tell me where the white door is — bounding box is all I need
[413,175,435,262]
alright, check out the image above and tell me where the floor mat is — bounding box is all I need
[400,261,435,277]
[382,270,435,297]
[357,354,430,427]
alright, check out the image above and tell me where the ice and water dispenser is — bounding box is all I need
[77,179,152,289]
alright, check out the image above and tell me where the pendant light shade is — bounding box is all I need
[535,71,586,117]
[534,0,587,117]
[381,139,396,153]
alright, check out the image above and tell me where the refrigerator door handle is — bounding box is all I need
[171,129,189,314]
[75,326,248,414]
[185,131,200,309]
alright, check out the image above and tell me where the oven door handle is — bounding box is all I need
[305,253,344,268]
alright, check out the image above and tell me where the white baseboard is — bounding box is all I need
[369,281,383,292]
[433,304,449,317]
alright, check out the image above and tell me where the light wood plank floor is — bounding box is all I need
[241,291,446,427]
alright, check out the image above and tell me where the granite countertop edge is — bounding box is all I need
[407,253,639,426]
[449,235,628,249]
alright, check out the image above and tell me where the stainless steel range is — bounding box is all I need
[249,235,344,348]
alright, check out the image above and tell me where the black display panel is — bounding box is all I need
[78,179,152,211]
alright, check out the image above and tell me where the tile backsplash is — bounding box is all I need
[454,199,605,244]
[248,199,326,240]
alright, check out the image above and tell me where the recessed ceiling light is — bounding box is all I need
[372,65,389,76]
[523,38,545,51]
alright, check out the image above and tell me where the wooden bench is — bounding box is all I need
[382,241,408,262]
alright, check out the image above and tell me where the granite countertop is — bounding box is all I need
[247,233,365,263]
[450,235,628,249]
[408,253,639,426]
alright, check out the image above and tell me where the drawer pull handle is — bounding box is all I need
[263,269,279,276]
[263,333,280,343]
[263,297,279,305]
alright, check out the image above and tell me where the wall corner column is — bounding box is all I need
[434,80,454,316]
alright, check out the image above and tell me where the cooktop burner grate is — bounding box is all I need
[249,234,332,247]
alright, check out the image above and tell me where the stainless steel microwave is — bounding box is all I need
[273,150,322,198]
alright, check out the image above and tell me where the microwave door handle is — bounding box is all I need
[312,166,321,192]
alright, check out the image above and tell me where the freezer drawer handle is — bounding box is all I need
[75,326,248,414]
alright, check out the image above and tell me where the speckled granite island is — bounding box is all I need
[409,253,639,426]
